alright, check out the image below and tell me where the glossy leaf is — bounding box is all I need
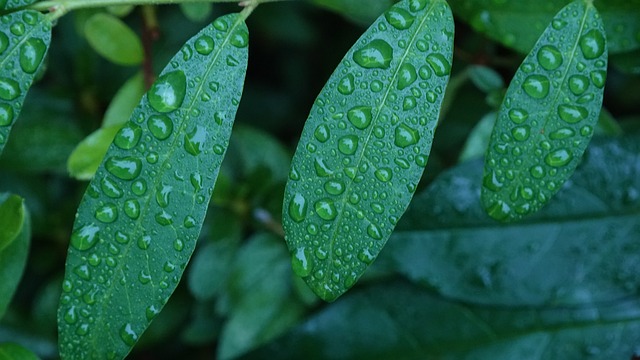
[283,0,454,301]
[0,342,38,360]
[0,194,23,252]
[102,72,146,128]
[244,281,640,360]
[0,0,36,11]
[450,0,640,54]
[482,0,607,221]
[57,13,248,359]
[84,13,143,66]
[0,10,51,155]
[390,134,640,306]
[180,3,213,23]
[0,200,30,319]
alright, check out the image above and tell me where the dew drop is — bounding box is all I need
[195,35,214,55]
[147,70,187,113]
[73,264,91,280]
[511,125,530,141]
[146,305,160,321]
[545,148,572,167]
[230,28,249,48]
[374,167,392,182]
[137,235,151,250]
[63,306,77,324]
[337,73,355,95]
[288,193,308,223]
[552,19,567,30]
[124,199,141,219]
[338,135,359,155]
[131,179,147,195]
[70,224,100,251]
[101,177,123,198]
[314,124,330,142]
[115,231,129,244]
[314,157,333,177]
[155,184,172,208]
[367,223,383,240]
[385,7,415,30]
[358,248,375,264]
[403,96,417,111]
[530,165,544,179]
[347,106,373,130]
[558,104,588,124]
[536,45,563,71]
[95,203,118,223]
[119,323,138,346]
[568,75,589,95]
[353,39,393,69]
[184,125,208,155]
[483,170,503,192]
[324,180,345,195]
[508,108,528,124]
[522,75,550,99]
[315,199,337,221]
[590,70,606,88]
[155,211,173,226]
[0,77,21,101]
[106,156,142,180]
[549,127,575,140]
[426,53,451,77]
[147,114,173,140]
[415,154,428,167]
[291,247,313,278]
[397,63,417,90]
[394,123,419,148]
[0,33,8,55]
[486,200,511,221]
[0,103,13,126]
[19,38,46,74]
[114,123,142,150]
[10,22,24,36]
[579,29,605,59]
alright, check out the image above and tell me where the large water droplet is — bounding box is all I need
[0,77,21,100]
[385,7,415,30]
[184,125,208,155]
[288,193,307,223]
[0,33,8,55]
[374,167,392,182]
[230,28,249,48]
[409,0,427,12]
[545,148,572,167]
[147,71,186,113]
[156,184,172,208]
[124,199,141,219]
[347,106,373,129]
[95,203,118,223]
[511,125,530,141]
[337,73,355,95]
[536,45,563,71]
[590,70,606,88]
[73,264,91,280]
[353,39,393,69]
[315,199,337,221]
[195,35,214,55]
[426,53,451,77]
[148,114,173,140]
[486,200,511,221]
[549,127,575,140]
[131,179,147,196]
[394,123,419,148]
[0,103,13,126]
[483,170,503,192]
[114,123,142,150]
[70,224,100,251]
[397,63,417,90]
[120,323,138,346]
[63,306,77,324]
[314,124,330,142]
[291,247,313,277]
[367,223,383,240]
[579,29,605,59]
[19,38,46,74]
[155,211,173,226]
[522,75,550,99]
[314,157,333,177]
[568,75,589,96]
[137,235,151,250]
[338,135,359,155]
[508,108,528,124]
[558,104,588,124]
[324,179,345,195]
[106,156,142,180]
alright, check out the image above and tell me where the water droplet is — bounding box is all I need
[115,231,129,244]
[0,33,8,55]
[95,203,118,223]
[120,323,138,346]
[174,239,184,251]
[402,96,417,111]
[195,35,214,55]
[549,127,575,140]
[568,75,589,95]
[182,215,196,228]
[353,39,393,69]
[190,173,202,191]
[558,104,588,124]
[63,305,78,324]
[155,211,173,226]
[100,177,123,198]
[315,199,337,221]
[374,167,392,182]
[106,156,142,180]
[114,123,142,149]
[508,108,528,124]
[579,29,605,59]
[415,154,428,167]
[147,114,173,140]
[292,247,313,277]
[590,70,606,88]
[536,45,563,71]
[337,73,355,95]
[545,148,572,167]
[483,170,503,192]
[155,184,172,208]
[124,199,140,219]
[288,193,307,223]
[0,77,21,100]
[338,135,359,155]
[184,125,208,155]
[137,235,151,250]
[552,19,567,30]
[426,53,451,77]
[358,248,375,264]
[530,165,544,179]
[147,70,187,113]
[10,22,24,36]
[0,103,13,126]
[314,124,330,142]
[511,125,530,141]
[522,75,550,99]
[394,123,419,148]
[19,38,46,74]
[486,200,511,221]
[230,28,249,48]
[131,179,147,195]
[397,63,417,90]
[367,223,383,240]
[385,7,415,30]
[74,264,91,280]
[213,17,228,31]
[347,106,373,129]
[71,224,100,251]
[324,180,345,195]
[314,157,333,177]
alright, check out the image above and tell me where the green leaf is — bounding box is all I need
[468,65,504,93]
[187,237,237,302]
[449,0,640,54]
[243,281,640,360]
[57,13,248,359]
[83,13,144,66]
[0,10,51,155]
[458,112,496,162]
[611,49,640,74]
[0,342,39,360]
[310,0,396,25]
[0,0,36,11]
[481,0,607,221]
[227,125,291,183]
[390,134,640,306]
[102,72,146,128]
[0,194,23,252]
[0,201,30,319]
[180,3,213,23]
[283,0,454,302]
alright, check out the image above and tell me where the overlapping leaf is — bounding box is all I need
[0,194,30,319]
[0,10,51,155]
[57,13,248,359]
[482,0,607,221]
[283,0,454,301]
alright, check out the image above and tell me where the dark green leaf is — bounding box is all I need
[102,72,146,128]
[179,3,213,23]
[482,0,607,221]
[0,10,51,155]
[57,13,248,359]
[0,194,23,252]
[0,0,36,11]
[468,65,504,93]
[0,342,38,360]
[244,281,640,360]
[390,134,640,306]
[0,202,30,319]
[310,0,396,25]
[67,126,121,180]
[458,111,496,162]
[283,0,454,301]
[187,238,237,302]
[83,13,143,66]
[611,49,640,74]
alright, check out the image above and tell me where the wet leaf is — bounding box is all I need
[482,0,607,221]
[57,13,248,359]
[283,0,454,301]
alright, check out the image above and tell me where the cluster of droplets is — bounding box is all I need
[0,11,49,148]
[284,0,453,299]
[60,14,248,353]
[482,2,607,220]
